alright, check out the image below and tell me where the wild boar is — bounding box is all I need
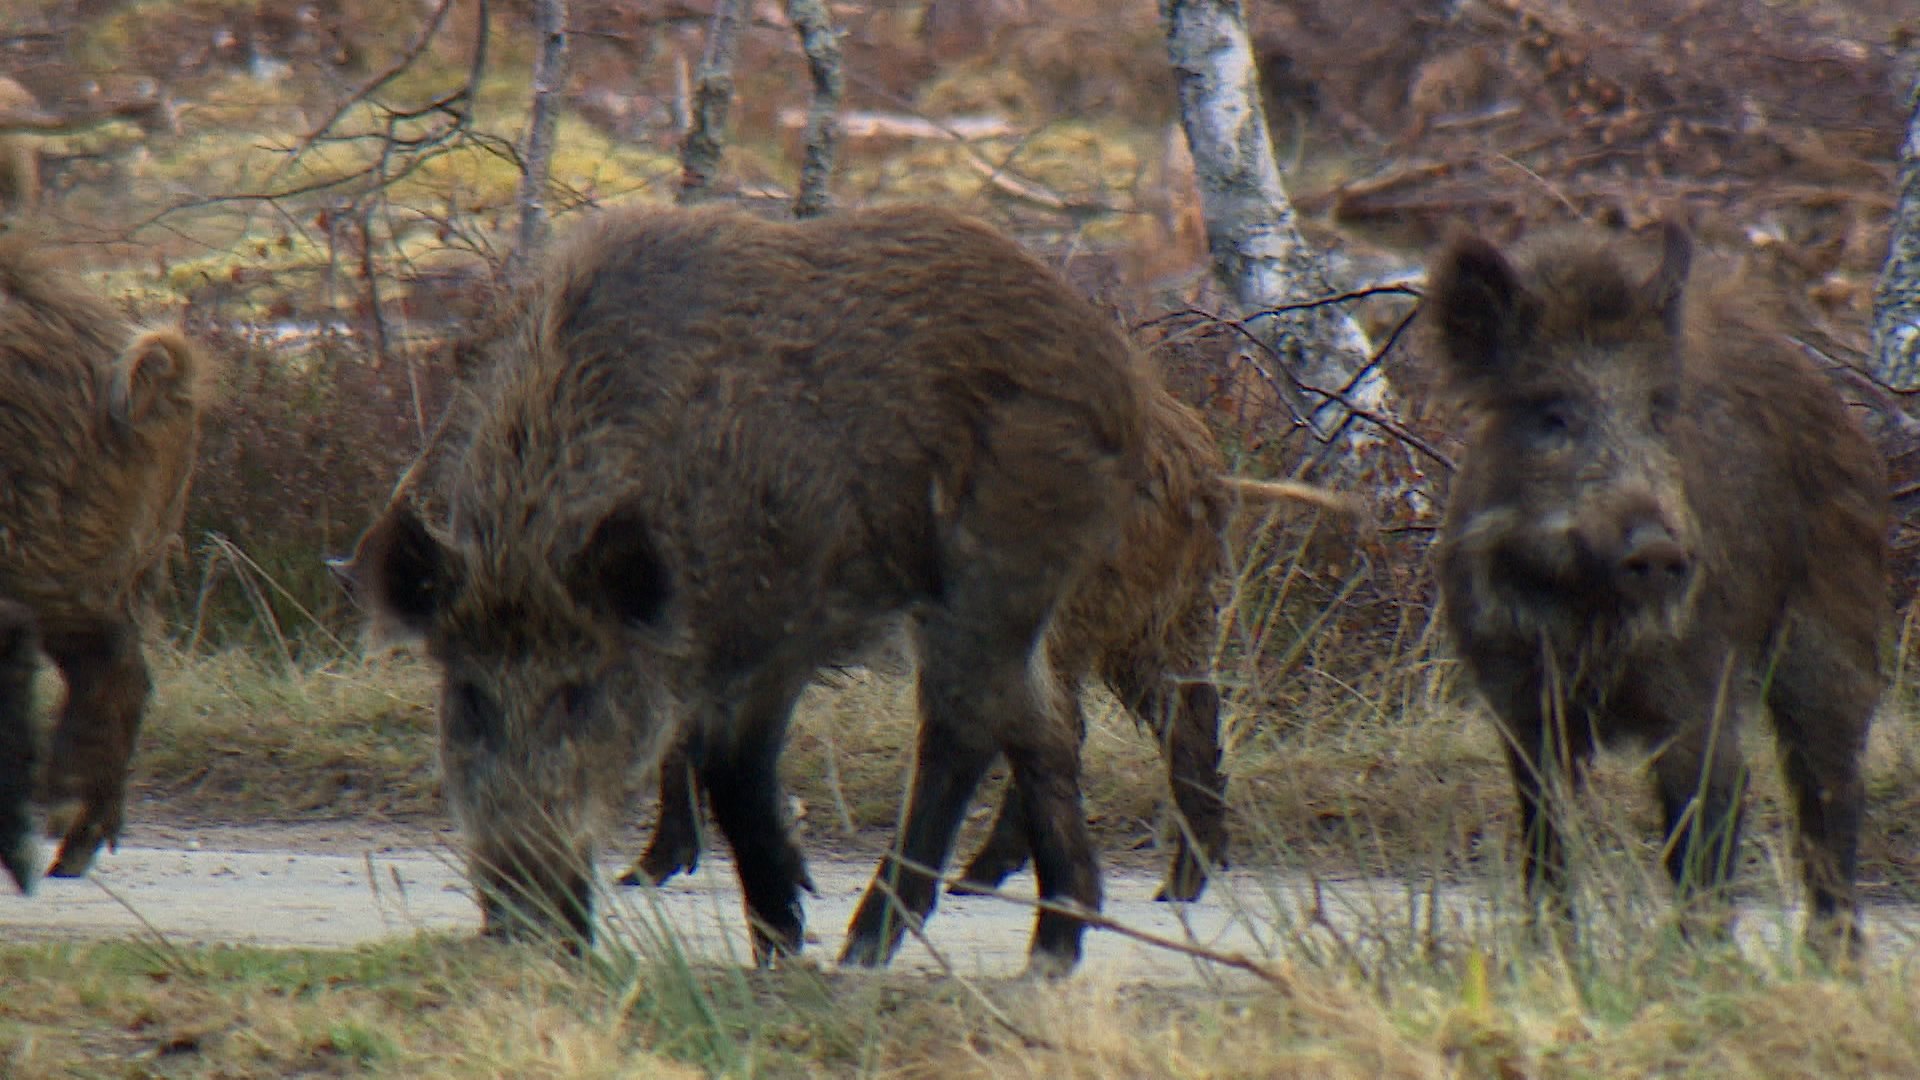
[1428,221,1888,958]
[0,230,215,888]
[340,202,1160,973]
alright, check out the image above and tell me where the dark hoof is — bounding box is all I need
[949,854,1023,896]
[838,932,892,969]
[1022,947,1080,980]
[1,834,38,894]
[750,924,807,968]
[947,866,1012,897]
[839,900,909,969]
[46,831,105,879]
[1152,855,1212,903]
[621,838,700,887]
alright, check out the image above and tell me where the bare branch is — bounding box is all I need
[270,0,463,185]
[1145,305,1455,471]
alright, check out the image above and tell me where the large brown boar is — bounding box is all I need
[1428,222,1888,958]
[340,203,1157,973]
[0,230,215,890]
[626,384,1358,906]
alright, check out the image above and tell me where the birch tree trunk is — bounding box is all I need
[1874,69,1920,390]
[678,0,747,205]
[507,0,569,280]
[786,0,843,219]
[1160,0,1386,462]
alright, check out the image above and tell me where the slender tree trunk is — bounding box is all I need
[679,0,747,205]
[508,0,569,280]
[786,0,843,219]
[1160,0,1386,462]
[1874,69,1920,390]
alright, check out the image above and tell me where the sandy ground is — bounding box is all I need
[3,822,1914,983]
[0,823,1299,984]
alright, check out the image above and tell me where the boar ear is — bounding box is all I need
[1644,220,1692,336]
[105,329,205,430]
[1426,234,1533,378]
[332,506,450,642]
[571,504,673,629]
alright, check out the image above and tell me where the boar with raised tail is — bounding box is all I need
[1429,222,1888,959]
[339,203,1157,974]
[626,382,1363,907]
[0,231,215,891]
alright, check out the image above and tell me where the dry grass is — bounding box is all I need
[52,594,1914,1078]
[6,883,1920,1077]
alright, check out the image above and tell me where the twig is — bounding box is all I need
[1239,283,1422,322]
[876,852,1297,990]
[358,204,391,369]
[1150,306,1456,470]
[91,877,194,976]
[867,872,1051,1049]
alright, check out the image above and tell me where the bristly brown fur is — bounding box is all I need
[1428,221,1889,960]
[0,228,217,887]
[630,381,1365,905]
[343,202,1170,973]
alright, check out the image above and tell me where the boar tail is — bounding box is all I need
[1221,475,1363,518]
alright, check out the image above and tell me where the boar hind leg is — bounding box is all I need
[1104,646,1227,903]
[42,620,150,879]
[701,675,813,965]
[0,602,39,893]
[952,776,1031,894]
[841,627,1004,969]
[1766,638,1875,962]
[954,678,1089,895]
[622,735,704,887]
[844,593,1095,973]
[1002,676,1102,974]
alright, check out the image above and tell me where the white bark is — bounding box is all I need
[508,0,569,280]
[785,0,843,219]
[1874,69,1920,390]
[678,0,748,205]
[1160,0,1385,455]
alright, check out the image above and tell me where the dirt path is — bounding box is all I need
[0,824,1288,983]
[4,823,1915,982]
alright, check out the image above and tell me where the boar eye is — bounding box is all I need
[557,683,600,736]
[445,680,504,752]
[1521,400,1575,446]
[1649,390,1678,434]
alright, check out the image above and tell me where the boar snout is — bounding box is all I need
[474,844,596,948]
[1618,519,1692,603]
